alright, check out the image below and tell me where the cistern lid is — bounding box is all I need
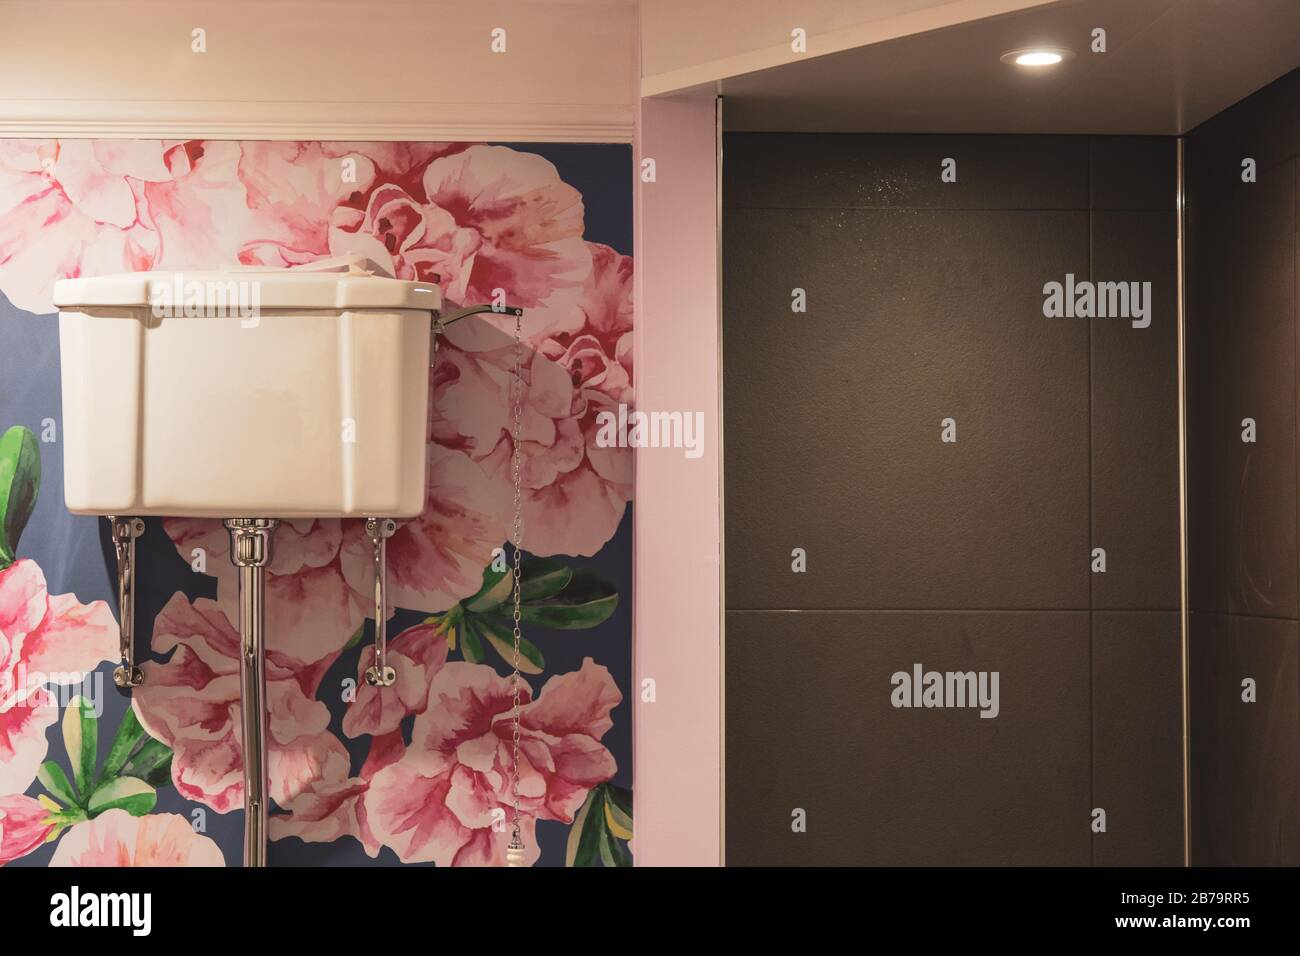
[52,256,442,312]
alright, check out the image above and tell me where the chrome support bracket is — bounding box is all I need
[364,517,398,688]
[224,517,279,869]
[108,516,146,689]
[430,304,523,365]
[437,304,524,327]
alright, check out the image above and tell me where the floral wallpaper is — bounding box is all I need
[0,140,634,867]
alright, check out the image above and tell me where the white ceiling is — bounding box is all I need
[711,0,1300,134]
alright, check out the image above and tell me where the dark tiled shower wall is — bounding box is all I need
[1186,68,1300,866]
[723,133,1182,865]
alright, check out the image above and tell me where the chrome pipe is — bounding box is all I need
[224,518,278,868]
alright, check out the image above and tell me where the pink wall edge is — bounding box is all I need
[633,94,723,866]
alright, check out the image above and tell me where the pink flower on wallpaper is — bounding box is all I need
[230,142,463,267]
[0,793,55,865]
[341,621,449,739]
[328,145,591,340]
[131,593,349,813]
[540,241,634,403]
[49,809,224,867]
[0,140,253,314]
[270,729,405,858]
[337,447,506,616]
[431,242,634,557]
[363,658,621,866]
[0,140,165,313]
[0,139,471,314]
[0,559,118,795]
[162,447,503,672]
[162,517,369,670]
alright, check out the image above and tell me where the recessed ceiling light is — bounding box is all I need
[1000,47,1074,67]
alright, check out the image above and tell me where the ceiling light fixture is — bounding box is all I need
[1000,47,1074,67]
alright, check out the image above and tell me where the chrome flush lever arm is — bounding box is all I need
[429,303,524,366]
[437,304,524,327]
[108,516,146,689]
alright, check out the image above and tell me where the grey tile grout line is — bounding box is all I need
[1088,137,1095,868]
[1289,157,1300,770]
[1189,609,1300,624]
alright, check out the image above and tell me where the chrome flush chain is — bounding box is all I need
[506,309,526,868]
[428,299,528,866]
[108,516,146,689]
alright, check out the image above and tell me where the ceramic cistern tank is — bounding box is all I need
[52,259,438,519]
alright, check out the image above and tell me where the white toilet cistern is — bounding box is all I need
[52,256,526,868]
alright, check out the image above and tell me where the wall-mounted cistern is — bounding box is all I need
[53,257,526,868]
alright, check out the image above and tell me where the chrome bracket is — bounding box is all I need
[364,517,398,688]
[224,517,279,869]
[108,516,146,689]
[430,304,523,366]
[437,303,524,326]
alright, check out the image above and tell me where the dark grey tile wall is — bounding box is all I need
[1092,611,1184,866]
[726,610,1091,866]
[724,133,1182,865]
[1188,614,1300,865]
[1186,67,1300,866]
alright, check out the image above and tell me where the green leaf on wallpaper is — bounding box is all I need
[567,787,605,867]
[343,624,366,650]
[101,707,174,790]
[61,696,97,797]
[566,784,633,868]
[119,739,173,789]
[510,569,619,629]
[460,618,487,664]
[0,425,41,569]
[452,557,618,668]
[100,706,148,781]
[87,776,156,817]
[603,784,633,840]
[598,823,632,867]
[464,564,510,612]
[518,557,573,602]
[37,760,78,807]
[476,616,545,674]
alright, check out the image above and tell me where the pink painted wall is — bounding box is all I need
[632,94,723,866]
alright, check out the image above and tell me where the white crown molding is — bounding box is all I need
[0,100,635,143]
[0,0,638,143]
